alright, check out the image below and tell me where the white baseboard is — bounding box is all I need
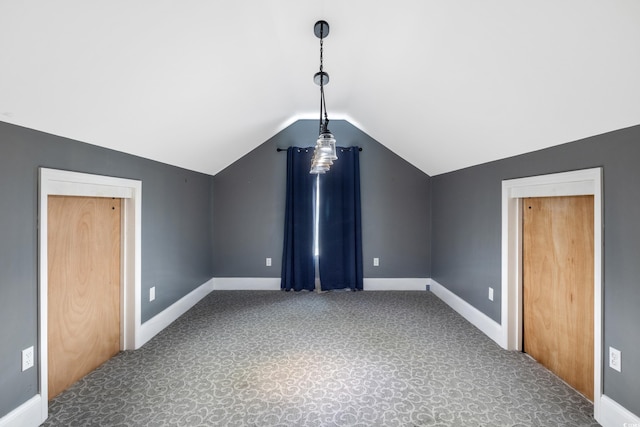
[212,277,428,291]
[429,279,503,346]
[363,278,428,291]
[137,278,215,348]
[598,394,640,427]
[212,277,281,290]
[0,395,42,427]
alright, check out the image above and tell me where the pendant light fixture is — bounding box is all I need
[310,20,338,174]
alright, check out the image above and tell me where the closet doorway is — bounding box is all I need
[38,168,142,424]
[501,168,602,418]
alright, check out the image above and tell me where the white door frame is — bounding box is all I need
[501,167,603,418]
[38,168,142,423]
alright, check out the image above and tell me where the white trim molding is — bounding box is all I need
[138,279,215,347]
[0,396,41,427]
[501,168,608,423]
[211,277,429,291]
[364,278,428,291]
[213,277,281,290]
[429,279,503,345]
[38,168,142,425]
[599,395,640,427]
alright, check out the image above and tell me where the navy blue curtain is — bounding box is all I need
[318,147,363,291]
[281,147,316,291]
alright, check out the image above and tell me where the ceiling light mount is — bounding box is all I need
[314,20,330,39]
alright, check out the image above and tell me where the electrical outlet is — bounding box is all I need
[488,287,494,301]
[609,347,621,372]
[22,346,34,371]
[373,257,379,267]
[149,286,156,302]
[266,257,272,267]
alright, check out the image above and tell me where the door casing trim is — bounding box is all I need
[501,167,602,419]
[38,168,142,423]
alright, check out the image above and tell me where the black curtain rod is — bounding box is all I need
[276,147,362,152]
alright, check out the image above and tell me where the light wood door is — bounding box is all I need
[48,196,121,399]
[523,195,594,400]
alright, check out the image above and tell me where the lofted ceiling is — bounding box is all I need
[1,1,639,177]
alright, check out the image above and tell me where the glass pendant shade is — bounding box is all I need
[310,161,330,174]
[312,154,333,166]
[316,131,338,160]
[310,148,333,174]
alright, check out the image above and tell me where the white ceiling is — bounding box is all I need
[1,1,639,176]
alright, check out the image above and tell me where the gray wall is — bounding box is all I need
[5,114,637,418]
[0,121,214,418]
[431,125,640,415]
[213,119,431,279]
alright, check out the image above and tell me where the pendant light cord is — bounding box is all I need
[319,26,329,134]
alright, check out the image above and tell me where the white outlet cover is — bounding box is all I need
[266,258,272,267]
[373,258,379,266]
[22,346,34,371]
[609,347,621,372]
[488,287,494,301]
[150,286,156,302]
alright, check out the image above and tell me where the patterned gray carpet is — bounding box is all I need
[44,291,598,426]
